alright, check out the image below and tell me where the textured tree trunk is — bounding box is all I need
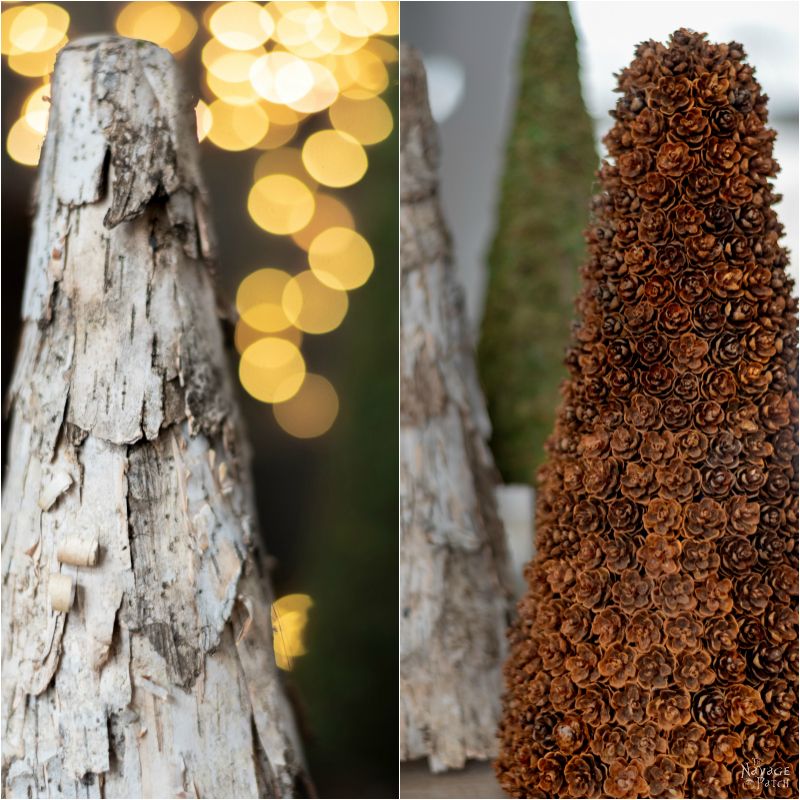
[399,45,514,773]
[1,37,309,798]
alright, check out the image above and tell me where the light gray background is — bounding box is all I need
[402,1,800,335]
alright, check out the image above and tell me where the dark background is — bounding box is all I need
[1,3,398,797]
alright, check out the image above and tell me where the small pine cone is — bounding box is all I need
[726,683,765,726]
[663,613,705,656]
[626,722,668,767]
[591,606,625,648]
[598,643,638,688]
[637,534,682,577]
[655,461,700,501]
[647,688,692,731]
[682,539,721,580]
[727,495,760,535]
[741,723,780,765]
[573,499,606,535]
[565,642,601,687]
[693,686,728,728]
[626,609,664,652]
[762,678,797,721]
[550,674,578,712]
[612,568,654,611]
[575,686,613,727]
[669,722,710,769]
[635,645,675,690]
[675,649,715,691]
[564,754,604,799]
[717,534,758,577]
[704,614,739,654]
[575,567,611,609]
[602,534,638,573]
[763,604,798,645]
[611,683,651,726]
[714,649,748,684]
[674,428,709,461]
[735,574,774,616]
[643,497,682,535]
[653,574,697,616]
[684,497,727,540]
[708,729,742,764]
[645,754,687,798]
[695,574,734,617]
[561,604,592,643]
[535,752,566,796]
[576,535,605,570]
[738,616,767,649]
[555,714,588,755]
[540,633,570,675]
[611,426,641,459]
[608,498,641,536]
[591,724,628,765]
[532,711,560,750]
[749,641,788,683]
[776,719,799,758]
[603,758,649,799]
[621,462,657,500]
[689,759,732,798]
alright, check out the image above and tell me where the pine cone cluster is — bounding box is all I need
[497,29,798,799]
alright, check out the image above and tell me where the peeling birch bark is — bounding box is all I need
[399,46,514,773]
[1,37,309,798]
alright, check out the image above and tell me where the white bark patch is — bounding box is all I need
[2,36,306,796]
[399,47,515,773]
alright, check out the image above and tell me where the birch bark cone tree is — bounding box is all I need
[400,45,514,773]
[1,37,308,798]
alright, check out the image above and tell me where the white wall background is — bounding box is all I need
[401,0,800,334]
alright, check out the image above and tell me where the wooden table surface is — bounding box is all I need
[401,760,506,799]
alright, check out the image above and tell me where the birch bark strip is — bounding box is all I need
[399,45,514,773]
[1,37,308,799]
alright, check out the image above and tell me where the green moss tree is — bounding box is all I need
[478,1,597,483]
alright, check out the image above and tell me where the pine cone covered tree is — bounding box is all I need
[496,29,798,799]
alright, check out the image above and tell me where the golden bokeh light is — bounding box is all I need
[23,82,51,135]
[203,40,263,82]
[7,3,69,54]
[291,193,354,251]
[329,94,392,145]
[253,146,316,187]
[248,174,316,234]
[271,593,313,670]
[364,36,398,64]
[206,99,269,151]
[336,48,389,99]
[309,227,374,290]
[115,2,197,54]
[205,71,260,105]
[7,116,43,166]
[6,36,65,76]
[255,119,298,150]
[377,1,399,36]
[239,337,306,403]
[236,267,292,332]
[273,373,339,439]
[235,318,303,354]
[283,270,348,334]
[1,6,27,55]
[209,1,274,50]
[327,1,387,38]
[195,99,213,142]
[302,129,367,187]
[286,59,339,114]
[250,51,315,106]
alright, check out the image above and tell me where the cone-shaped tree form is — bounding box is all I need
[496,30,798,799]
[478,1,597,483]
